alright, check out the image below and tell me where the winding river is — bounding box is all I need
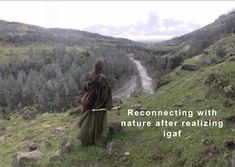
[114,54,153,99]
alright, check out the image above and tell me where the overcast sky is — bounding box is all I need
[0,1,235,41]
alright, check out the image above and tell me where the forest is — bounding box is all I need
[0,45,134,113]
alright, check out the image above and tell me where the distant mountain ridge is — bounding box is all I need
[150,10,235,59]
[132,10,235,79]
[0,19,141,48]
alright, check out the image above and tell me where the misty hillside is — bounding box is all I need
[136,10,235,79]
[150,10,235,57]
[0,20,140,47]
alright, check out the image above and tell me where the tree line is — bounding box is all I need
[0,45,133,114]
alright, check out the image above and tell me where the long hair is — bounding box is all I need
[90,58,104,80]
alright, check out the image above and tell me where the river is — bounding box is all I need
[113,54,153,99]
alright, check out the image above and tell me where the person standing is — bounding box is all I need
[77,58,112,146]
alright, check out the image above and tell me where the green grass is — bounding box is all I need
[0,43,54,64]
[184,34,235,66]
[0,41,122,65]
[1,59,235,166]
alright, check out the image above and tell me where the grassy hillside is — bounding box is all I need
[0,19,146,64]
[1,51,235,166]
[150,10,235,58]
[138,10,235,76]
[184,33,235,66]
[0,20,138,47]
[1,13,235,167]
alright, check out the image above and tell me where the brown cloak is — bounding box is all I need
[77,74,112,146]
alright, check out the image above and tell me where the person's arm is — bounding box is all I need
[103,84,113,110]
[95,76,113,110]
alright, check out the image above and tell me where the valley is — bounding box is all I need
[0,10,235,167]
